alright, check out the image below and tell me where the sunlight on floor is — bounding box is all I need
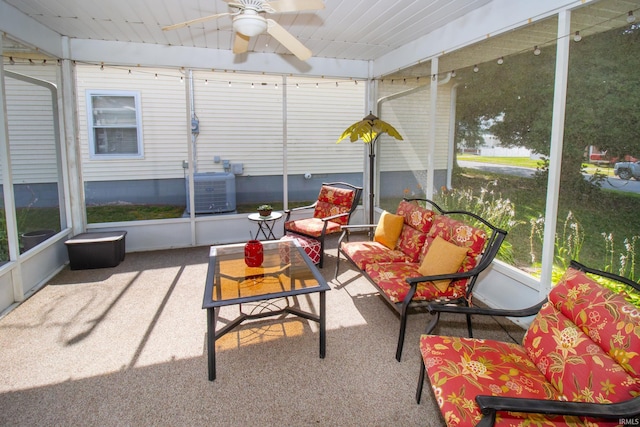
[216,320,305,351]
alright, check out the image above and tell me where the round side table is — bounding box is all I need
[248,212,283,240]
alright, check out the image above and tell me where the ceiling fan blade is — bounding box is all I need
[266,19,311,61]
[233,32,250,54]
[266,0,325,13]
[162,12,230,31]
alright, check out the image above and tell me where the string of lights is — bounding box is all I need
[3,8,637,87]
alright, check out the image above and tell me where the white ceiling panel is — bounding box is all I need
[3,0,494,61]
[3,0,639,78]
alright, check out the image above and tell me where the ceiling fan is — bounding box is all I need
[162,0,324,61]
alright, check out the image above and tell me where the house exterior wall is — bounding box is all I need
[3,65,58,183]
[286,76,365,175]
[190,72,284,176]
[376,79,454,198]
[3,64,60,207]
[75,66,366,206]
[76,65,189,182]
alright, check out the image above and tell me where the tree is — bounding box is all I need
[454,24,640,195]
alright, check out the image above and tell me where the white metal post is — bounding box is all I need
[540,10,571,294]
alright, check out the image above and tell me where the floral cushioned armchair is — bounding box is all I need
[335,198,507,361]
[416,260,640,427]
[284,182,362,268]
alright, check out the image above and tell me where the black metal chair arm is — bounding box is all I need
[421,297,547,336]
[406,269,479,286]
[321,211,350,222]
[339,224,378,231]
[337,224,377,245]
[425,298,547,318]
[570,260,640,292]
[284,202,318,222]
[475,395,640,427]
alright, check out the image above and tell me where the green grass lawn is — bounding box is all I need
[457,154,541,169]
[457,154,615,176]
[449,167,640,276]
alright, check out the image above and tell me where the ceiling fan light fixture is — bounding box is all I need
[233,14,268,37]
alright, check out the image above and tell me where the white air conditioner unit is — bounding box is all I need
[185,172,236,214]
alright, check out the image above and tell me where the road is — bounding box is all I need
[458,160,640,194]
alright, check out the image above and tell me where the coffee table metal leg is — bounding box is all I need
[320,290,326,358]
[207,307,216,381]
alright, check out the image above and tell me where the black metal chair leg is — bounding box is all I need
[416,358,426,403]
[318,238,325,268]
[466,313,473,338]
[395,311,408,361]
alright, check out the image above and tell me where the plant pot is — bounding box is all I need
[22,229,56,252]
[258,210,272,217]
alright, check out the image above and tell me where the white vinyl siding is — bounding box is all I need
[286,76,365,175]
[378,81,453,172]
[77,66,368,181]
[192,72,284,175]
[3,64,59,185]
[76,65,188,181]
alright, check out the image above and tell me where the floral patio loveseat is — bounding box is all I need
[334,198,507,361]
[416,260,640,426]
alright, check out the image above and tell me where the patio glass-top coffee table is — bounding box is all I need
[202,240,330,381]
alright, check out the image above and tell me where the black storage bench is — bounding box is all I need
[65,231,127,270]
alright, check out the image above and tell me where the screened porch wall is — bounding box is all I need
[75,65,366,213]
[376,68,453,211]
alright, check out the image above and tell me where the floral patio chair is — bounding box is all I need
[284,182,362,268]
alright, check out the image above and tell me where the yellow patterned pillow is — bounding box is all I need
[418,236,469,292]
[374,211,405,250]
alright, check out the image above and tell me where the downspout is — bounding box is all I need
[376,71,451,105]
[375,68,452,200]
[188,70,198,173]
[426,58,438,199]
[447,82,460,190]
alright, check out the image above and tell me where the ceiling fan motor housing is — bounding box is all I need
[233,9,268,37]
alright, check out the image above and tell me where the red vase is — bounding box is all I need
[244,240,264,267]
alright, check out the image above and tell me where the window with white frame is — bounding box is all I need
[87,90,143,158]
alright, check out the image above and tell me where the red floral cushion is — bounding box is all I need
[422,215,487,260]
[523,302,640,404]
[395,200,435,233]
[420,335,579,427]
[396,225,427,263]
[340,241,410,270]
[549,267,640,378]
[364,262,468,303]
[390,201,435,262]
[421,269,640,427]
[312,185,356,226]
[284,218,342,237]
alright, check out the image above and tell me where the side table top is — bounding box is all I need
[247,212,283,222]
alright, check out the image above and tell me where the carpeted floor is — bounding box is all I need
[0,236,525,426]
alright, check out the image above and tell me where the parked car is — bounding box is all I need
[614,160,640,180]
